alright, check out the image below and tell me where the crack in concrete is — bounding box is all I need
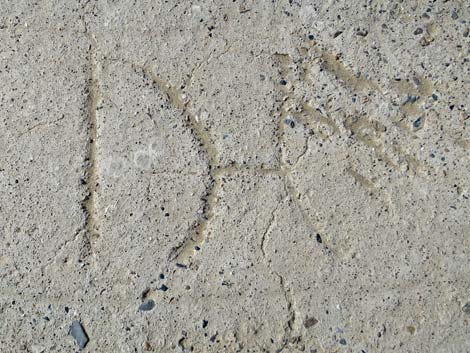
[275,271,297,353]
[17,115,66,138]
[257,197,299,353]
[260,202,280,259]
[291,134,310,170]
[274,53,319,230]
[215,164,286,177]
[141,63,219,265]
[80,35,101,261]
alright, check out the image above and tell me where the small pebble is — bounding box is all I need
[284,118,295,128]
[333,30,343,38]
[202,319,209,328]
[304,317,318,328]
[339,338,347,345]
[280,79,287,86]
[139,299,156,312]
[69,321,89,349]
[462,302,470,314]
[143,341,153,351]
[403,95,419,105]
[316,234,322,244]
[413,117,423,130]
[157,284,169,292]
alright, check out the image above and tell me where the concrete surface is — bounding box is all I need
[1,1,469,352]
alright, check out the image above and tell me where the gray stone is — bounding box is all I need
[138,299,156,312]
[69,321,89,350]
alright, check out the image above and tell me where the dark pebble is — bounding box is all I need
[280,79,287,86]
[202,319,209,328]
[404,95,419,105]
[284,118,295,128]
[159,273,165,279]
[414,28,423,35]
[333,30,343,38]
[462,302,470,314]
[69,321,89,349]
[316,234,322,244]
[308,34,315,40]
[304,317,318,328]
[138,299,156,312]
[339,338,347,345]
[157,284,169,292]
[413,117,423,129]
[176,263,187,269]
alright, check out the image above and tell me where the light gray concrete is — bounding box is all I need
[1,1,469,352]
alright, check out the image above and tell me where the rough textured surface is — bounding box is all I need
[1,1,469,352]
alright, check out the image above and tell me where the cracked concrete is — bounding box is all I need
[1,1,470,352]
